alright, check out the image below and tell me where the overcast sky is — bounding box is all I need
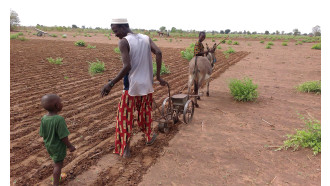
[9,0,326,34]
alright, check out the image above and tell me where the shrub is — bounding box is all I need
[114,47,120,53]
[282,42,288,46]
[277,115,321,155]
[217,45,221,49]
[267,42,274,45]
[212,39,215,42]
[260,40,264,44]
[181,44,195,61]
[296,41,303,45]
[152,61,170,76]
[311,43,321,50]
[10,34,19,39]
[62,34,67,38]
[221,40,226,44]
[233,41,239,45]
[47,57,63,65]
[265,45,272,49]
[223,47,236,54]
[50,34,57,37]
[18,37,27,41]
[87,44,96,49]
[228,77,258,101]
[152,38,158,41]
[75,40,86,47]
[296,80,321,93]
[88,59,105,75]
[227,40,232,45]
[169,38,172,42]
[17,32,23,36]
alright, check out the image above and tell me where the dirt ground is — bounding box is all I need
[10,32,320,185]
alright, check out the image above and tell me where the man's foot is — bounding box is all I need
[146,133,158,146]
[123,146,131,158]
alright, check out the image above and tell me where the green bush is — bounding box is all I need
[221,40,226,44]
[10,34,19,39]
[50,34,57,37]
[223,47,236,54]
[282,42,288,46]
[260,40,264,44]
[233,41,239,45]
[228,77,258,101]
[169,38,172,42]
[227,40,232,45]
[17,32,23,36]
[152,61,170,76]
[18,37,28,41]
[217,45,221,49]
[75,40,86,47]
[62,34,67,38]
[212,39,215,42]
[296,41,303,45]
[180,44,195,61]
[267,42,274,46]
[87,44,96,49]
[311,43,321,50]
[265,45,272,49]
[278,115,321,155]
[152,38,158,41]
[88,59,105,75]
[47,57,63,65]
[114,47,120,53]
[296,80,321,93]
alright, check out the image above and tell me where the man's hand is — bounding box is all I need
[157,77,168,86]
[101,83,112,97]
[69,145,76,152]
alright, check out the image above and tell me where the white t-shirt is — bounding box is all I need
[124,33,154,96]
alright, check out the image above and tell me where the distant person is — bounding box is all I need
[39,94,76,186]
[194,31,209,56]
[101,18,167,158]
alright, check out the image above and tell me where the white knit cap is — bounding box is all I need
[111,18,128,24]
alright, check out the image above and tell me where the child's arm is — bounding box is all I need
[61,137,76,152]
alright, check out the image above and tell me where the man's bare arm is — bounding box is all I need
[150,38,167,86]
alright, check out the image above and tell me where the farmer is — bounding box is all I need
[194,31,209,56]
[101,18,167,158]
[39,94,76,186]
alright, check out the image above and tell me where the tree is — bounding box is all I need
[281,31,285,35]
[220,30,224,34]
[72,24,78,29]
[293,28,300,36]
[247,31,251,35]
[265,30,270,35]
[159,26,166,32]
[252,31,257,34]
[10,10,20,31]
[276,30,280,35]
[312,25,321,36]
[82,25,85,29]
[225,29,231,34]
[171,27,176,33]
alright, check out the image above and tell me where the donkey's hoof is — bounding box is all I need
[195,103,199,108]
[206,92,209,97]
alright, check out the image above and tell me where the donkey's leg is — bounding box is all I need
[187,74,194,95]
[206,81,210,97]
[193,80,199,107]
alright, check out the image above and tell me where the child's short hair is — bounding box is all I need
[41,94,60,112]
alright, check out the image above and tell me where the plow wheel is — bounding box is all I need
[183,100,194,124]
[158,119,169,133]
[161,97,173,120]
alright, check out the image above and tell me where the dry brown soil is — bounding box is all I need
[10,32,320,185]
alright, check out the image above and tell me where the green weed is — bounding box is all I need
[152,61,170,76]
[296,80,321,93]
[228,77,258,101]
[114,47,121,54]
[265,45,272,49]
[88,59,105,75]
[50,34,57,37]
[267,42,274,46]
[282,42,288,46]
[260,40,264,44]
[87,44,96,49]
[217,45,221,49]
[18,37,28,41]
[47,57,63,65]
[10,34,19,39]
[152,38,158,41]
[75,40,86,47]
[181,43,195,61]
[62,34,67,38]
[223,47,236,54]
[233,41,239,45]
[227,40,232,45]
[311,43,321,50]
[277,115,321,155]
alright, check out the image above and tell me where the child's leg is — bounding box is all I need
[53,161,63,186]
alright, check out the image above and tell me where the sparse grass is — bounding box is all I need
[311,43,321,50]
[223,47,236,54]
[169,38,172,42]
[152,61,170,76]
[265,45,272,49]
[233,41,239,45]
[181,43,195,61]
[50,34,57,37]
[17,32,23,36]
[296,41,303,45]
[260,40,264,44]
[217,45,221,49]
[47,57,63,65]
[228,77,258,102]
[247,42,252,46]
[75,40,86,47]
[212,39,215,42]
[152,38,158,41]
[282,42,288,46]
[87,44,96,49]
[267,42,274,46]
[227,40,232,45]
[10,34,19,39]
[277,115,321,155]
[64,76,69,80]
[88,59,105,75]
[62,34,67,38]
[114,47,121,54]
[296,80,321,93]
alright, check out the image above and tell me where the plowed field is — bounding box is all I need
[10,38,249,185]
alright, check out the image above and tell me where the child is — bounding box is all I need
[39,94,76,186]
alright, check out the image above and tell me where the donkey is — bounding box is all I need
[187,43,218,107]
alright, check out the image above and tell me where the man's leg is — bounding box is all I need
[135,93,156,144]
[53,161,63,186]
[114,91,134,157]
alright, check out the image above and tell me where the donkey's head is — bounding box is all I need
[206,43,218,68]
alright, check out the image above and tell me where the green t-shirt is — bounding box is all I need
[39,115,70,162]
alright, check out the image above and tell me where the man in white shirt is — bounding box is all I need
[101,18,167,158]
